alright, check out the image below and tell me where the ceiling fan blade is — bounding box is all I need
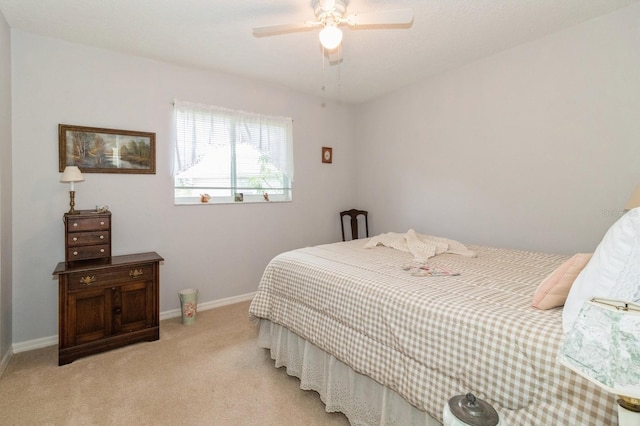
[252,21,320,37]
[345,8,414,27]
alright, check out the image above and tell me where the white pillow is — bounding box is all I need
[562,207,640,332]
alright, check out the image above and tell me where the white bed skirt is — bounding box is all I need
[257,319,441,426]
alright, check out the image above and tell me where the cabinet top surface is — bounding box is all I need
[64,210,111,218]
[53,252,163,275]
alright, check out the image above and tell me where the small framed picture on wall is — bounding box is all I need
[322,147,332,164]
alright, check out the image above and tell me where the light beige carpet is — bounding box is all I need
[0,301,349,425]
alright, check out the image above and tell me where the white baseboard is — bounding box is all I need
[11,291,256,355]
[0,346,13,377]
[11,335,58,354]
[160,291,256,320]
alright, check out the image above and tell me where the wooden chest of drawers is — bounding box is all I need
[64,210,111,267]
[53,252,163,365]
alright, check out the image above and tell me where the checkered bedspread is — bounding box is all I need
[249,239,616,425]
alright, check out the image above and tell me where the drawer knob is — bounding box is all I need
[80,276,96,285]
[73,251,78,256]
[129,269,144,278]
[100,249,105,253]
[100,235,104,239]
[73,223,78,227]
[72,237,78,241]
[100,221,105,226]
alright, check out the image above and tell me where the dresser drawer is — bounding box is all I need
[67,230,110,247]
[67,216,111,232]
[64,211,112,267]
[67,264,155,291]
[67,244,110,262]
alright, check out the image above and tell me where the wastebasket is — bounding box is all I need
[179,288,198,325]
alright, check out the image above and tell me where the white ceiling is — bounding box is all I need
[0,0,637,104]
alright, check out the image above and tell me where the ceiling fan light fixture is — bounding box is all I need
[319,24,342,50]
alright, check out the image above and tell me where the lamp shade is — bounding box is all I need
[60,166,85,183]
[558,298,640,399]
[319,24,343,50]
[625,185,640,211]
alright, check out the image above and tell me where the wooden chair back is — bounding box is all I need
[340,209,369,241]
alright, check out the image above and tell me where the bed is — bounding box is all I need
[248,231,617,425]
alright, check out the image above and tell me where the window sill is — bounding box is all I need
[174,198,291,206]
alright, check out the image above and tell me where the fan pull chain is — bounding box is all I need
[337,45,342,90]
[321,45,326,92]
[321,46,327,107]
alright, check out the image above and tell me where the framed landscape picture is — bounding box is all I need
[58,124,156,174]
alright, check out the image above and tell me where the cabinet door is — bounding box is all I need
[66,286,112,346]
[112,279,156,334]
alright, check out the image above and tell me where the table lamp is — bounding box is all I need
[60,166,85,214]
[558,298,640,425]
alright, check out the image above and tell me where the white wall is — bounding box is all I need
[11,31,356,343]
[10,3,640,345]
[0,10,12,368]
[356,3,640,254]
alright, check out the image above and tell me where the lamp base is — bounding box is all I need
[618,397,640,426]
[67,190,80,214]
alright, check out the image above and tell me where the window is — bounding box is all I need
[173,100,294,204]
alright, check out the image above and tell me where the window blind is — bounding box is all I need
[173,100,294,204]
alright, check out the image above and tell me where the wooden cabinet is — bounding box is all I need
[64,210,111,267]
[53,252,163,365]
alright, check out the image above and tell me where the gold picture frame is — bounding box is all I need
[59,124,156,174]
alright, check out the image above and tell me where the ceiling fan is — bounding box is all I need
[252,0,414,62]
